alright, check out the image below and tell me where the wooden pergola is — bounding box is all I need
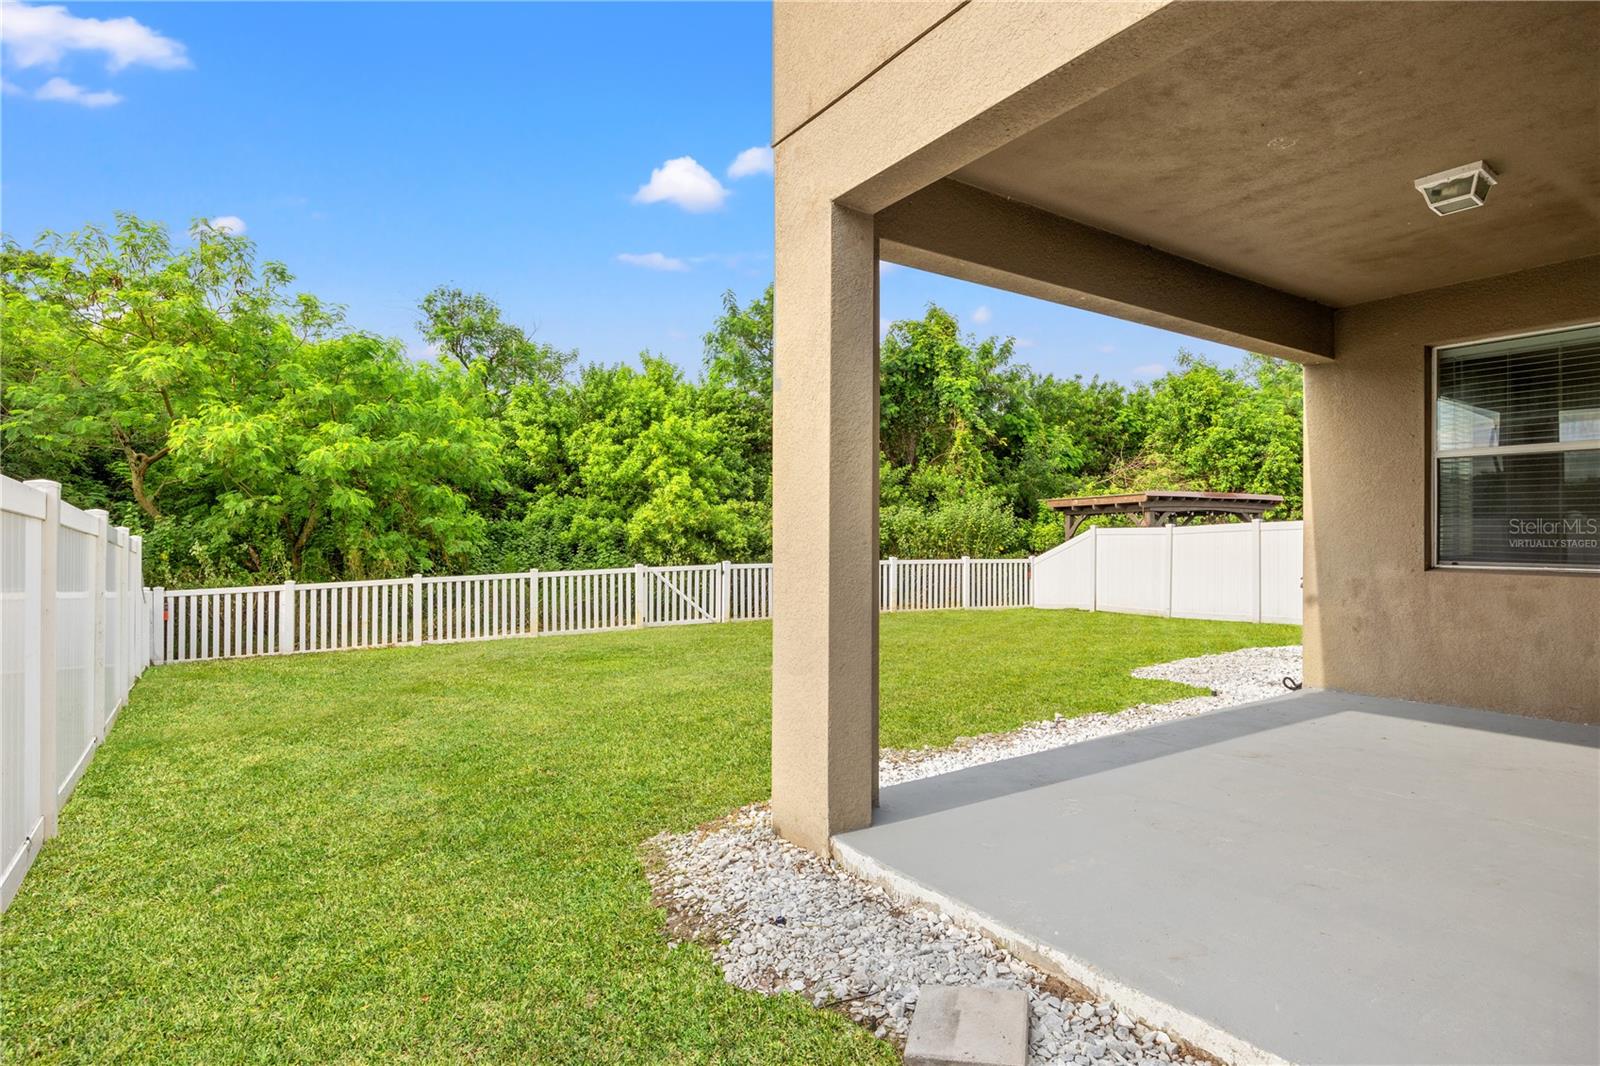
[1046,490,1284,539]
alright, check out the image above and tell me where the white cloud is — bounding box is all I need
[617,251,688,272]
[1132,362,1167,379]
[879,261,901,275]
[632,156,728,213]
[726,145,773,179]
[208,215,247,235]
[1014,337,1037,349]
[1,2,190,71]
[0,76,23,94]
[33,75,119,106]
[1096,343,1117,354]
[686,250,768,271]
[971,305,992,325]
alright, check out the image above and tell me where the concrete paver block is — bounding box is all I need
[904,984,1030,1066]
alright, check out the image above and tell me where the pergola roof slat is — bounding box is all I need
[1045,490,1283,536]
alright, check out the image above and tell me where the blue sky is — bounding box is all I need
[1,1,1245,383]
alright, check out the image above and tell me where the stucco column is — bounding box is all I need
[771,182,879,854]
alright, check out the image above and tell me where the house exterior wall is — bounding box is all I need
[772,1,1190,213]
[771,2,1600,856]
[1304,257,1600,723]
[772,0,961,143]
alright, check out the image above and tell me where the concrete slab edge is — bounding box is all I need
[830,836,1293,1066]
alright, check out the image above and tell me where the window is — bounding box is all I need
[1433,324,1600,570]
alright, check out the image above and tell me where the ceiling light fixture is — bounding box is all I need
[1414,160,1498,216]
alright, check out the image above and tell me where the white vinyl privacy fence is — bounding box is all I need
[2,477,149,910]
[152,556,1034,663]
[1033,520,1303,624]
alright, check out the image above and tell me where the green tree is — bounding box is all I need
[503,356,768,567]
[3,213,1309,580]
[3,216,505,583]
[165,333,504,579]
[2,216,303,519]
[879,305,1016,480]
[701,285,774,503]
[1125,351,1303,516]
[417,286,574,415]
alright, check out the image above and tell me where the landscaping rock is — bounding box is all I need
[881,645,1302,785]
[646,647,1296,1065]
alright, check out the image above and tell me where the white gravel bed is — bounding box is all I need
[647,646,1302,1064]
[881,645,1302,785]
[648,805,1204,1066]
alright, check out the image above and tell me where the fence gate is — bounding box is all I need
[642,564,721,626]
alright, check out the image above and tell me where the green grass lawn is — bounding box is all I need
[1,609,1297,1064]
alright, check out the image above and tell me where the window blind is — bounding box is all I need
[1435,325,1600,569]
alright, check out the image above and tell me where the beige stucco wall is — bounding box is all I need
[1304,257,1600,723]
[769,181,881,854]
[772,0,961,144]
[775,1,1192,213]
[770,1,1599,859]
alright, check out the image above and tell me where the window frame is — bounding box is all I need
[1429,322,1600,574]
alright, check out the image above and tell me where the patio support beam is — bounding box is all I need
[878,180,1335,365]
[778,1,1228,215]
[771,186,879,854]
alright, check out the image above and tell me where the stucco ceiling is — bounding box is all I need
[953,1,1600,309]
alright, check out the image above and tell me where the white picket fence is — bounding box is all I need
[147,525,1302,668]
[152,556,1035,664]
[2,476,149,910]
[1033,520,1303,624]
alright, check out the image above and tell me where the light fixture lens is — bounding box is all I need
[1428,176,1476,202]
[1414,161,1498,217]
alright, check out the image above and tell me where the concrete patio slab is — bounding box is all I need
[834,691,1600,1066]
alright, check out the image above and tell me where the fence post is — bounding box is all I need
[718,561,731,623]
[887,557,899,612]
[279,580,296,654]
[1251,518,1264,623]
[1028,555,1037,608]
[960,555,972,609]
[128,535,141,674]
[129,535,144,670]
[1163,521,1175,618]
[1088,527,1099,612]
[25,479,61,841]
[112,526,129,705]
[634,563,648,627]
[411,574,424,645]
[151,586,165,666]
[86,509,109,743]
[528,569,540,635]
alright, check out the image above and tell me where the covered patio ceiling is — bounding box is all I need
[950,1,1600,309]
[833,691,1600,1065]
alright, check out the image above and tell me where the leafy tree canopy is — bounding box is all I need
[4,216,504,582]
[417,285,574,415]
[2,215,1304,587]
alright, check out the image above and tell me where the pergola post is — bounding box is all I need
[771,182,880,854]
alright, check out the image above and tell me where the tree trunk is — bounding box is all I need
[125,447,168,520]
[289,504,319,575]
